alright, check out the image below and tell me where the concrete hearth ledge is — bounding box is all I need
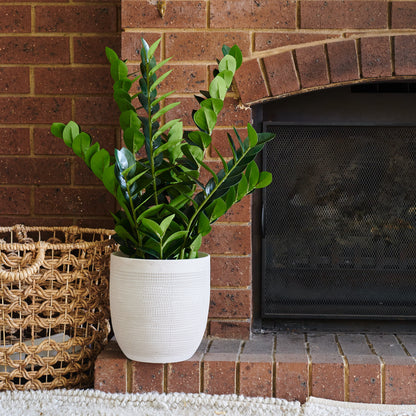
[94,333,416,404]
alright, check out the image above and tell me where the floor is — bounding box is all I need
[94,331,416,404]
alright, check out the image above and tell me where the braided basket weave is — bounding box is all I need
[0,225,116,390]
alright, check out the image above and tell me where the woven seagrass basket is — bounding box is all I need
[0,225,116,390]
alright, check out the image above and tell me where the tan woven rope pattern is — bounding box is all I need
[0,225,116,390]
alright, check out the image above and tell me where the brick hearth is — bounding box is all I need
[94,332,416,404]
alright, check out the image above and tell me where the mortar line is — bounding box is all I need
[365,334,385,404]
[305,332,312,399]
[335,334,349,402]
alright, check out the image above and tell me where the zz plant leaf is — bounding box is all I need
[50,38,275,259]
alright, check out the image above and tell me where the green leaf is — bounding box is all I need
[219,55,237,74]
[209,76,227,100]
[152,118,181,142]
[141,218,164,239]
[206,198,227,222]
[163,230,187,250]
[72,132,91,158]
[102,164,117,195]
[148,38,162,60]
[91,148,110,180]
[160,214,175,234]
[105,47,119,64]
[51,123,65,139]
[113,78,133,92]
[228,45,243,69]
[62,121,80,148]
[151,101,180,123]
[115,224,138,245]
[193,107,217,135]
[247,123,258,147]
[200,98,224,115]
[115,147,136,174]
[124,128,145,154]
[218,70,234,89]
[120,110,141,131]
[198,212,211,236]
[245,160,260,191]
[255,171,273,189]
[149,57,172,77]
[150,69,173,92]
[237,174,248,201]
[189,234,202,255]
[110,60,128,82]
[84,142,100,168]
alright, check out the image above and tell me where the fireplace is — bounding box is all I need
[254,83,416,325]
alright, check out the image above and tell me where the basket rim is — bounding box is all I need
[0,225,115,250]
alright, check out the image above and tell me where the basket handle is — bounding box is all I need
[0,241,47,280]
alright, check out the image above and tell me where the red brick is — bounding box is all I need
[0,67,29,93]
[203,339,241,395]
[263,51,300,97]
[338,334,381,403]
[121,32,161,62]
[209,289,251,318]
[201,223,251,255]
[210,128,247,158]
[0,188,31,215]
[392,2,416,29]
[0,157,71,185]
[34,187,116,216]
[275,333,309,402]
[0,6,31,33]
[122,1,206,29]
[0,97,71,124]
[300,1,387,30]
[239,335,274,397]
[360,36,392,78]
[74,36,121,64]
[367,334,416,404]
[0,37,70,64]
[395,35,416,76]
[158,64,207,94]
[35,6,118,33]
[0,216,71,227]
[131,362,164,393]
[211,256,251,287]
[167,339,208,393]
[308,334,344,401]
[219,198,251,223]
[295,45,329,89]
[35,67,112,95]
[209,320,250,339]
[74,97,119,126]
[73,160,101,186]
[255,32,340,51]
[0,128,30,155]
[211,0,296,29]
[234,58,268,104]
[94,341,128,393]
[166,32,250,62]
[327,40,359,83]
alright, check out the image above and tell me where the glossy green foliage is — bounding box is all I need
[51,38,275,259]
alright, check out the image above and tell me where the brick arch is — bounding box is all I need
[234,35,416,105]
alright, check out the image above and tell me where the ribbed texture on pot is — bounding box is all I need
[110,252,210,363]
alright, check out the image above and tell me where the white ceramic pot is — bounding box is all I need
[110,251,210,363]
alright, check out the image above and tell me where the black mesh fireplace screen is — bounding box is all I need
[262,124,416,319]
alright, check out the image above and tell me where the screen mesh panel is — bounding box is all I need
[262,125,416,318]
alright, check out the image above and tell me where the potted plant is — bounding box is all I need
[51,38,275,363]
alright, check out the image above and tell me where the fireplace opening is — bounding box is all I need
[253,82,416,330]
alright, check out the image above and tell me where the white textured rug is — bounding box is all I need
[0,390,416,416]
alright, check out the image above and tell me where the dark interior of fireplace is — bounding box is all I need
[253,82,416,332]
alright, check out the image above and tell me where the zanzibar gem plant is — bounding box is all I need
[51,39,275,260]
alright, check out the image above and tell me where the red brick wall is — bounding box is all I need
[0,1,121,228]
[120,0,416,338]
[3,1,416,339]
